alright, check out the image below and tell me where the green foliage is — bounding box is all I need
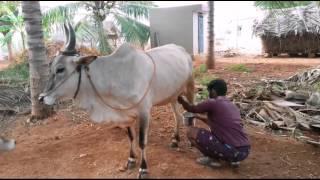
[117,1,155,19]
[0,1,19,14]
[114,14,150,47]
[254,1,312,9]
[193,64,207,78]
[42,2,82,38]
[227,64,252,73]
[199,64,207,73]
[195,74,218,102]
[197,89,209,101]
[0,61,29,83]
[0,1,25,49]
[199,75,217,86]
[44,1,156,54]
[0,30,13,46]
[312,82,320,91]
[193,64,217,101]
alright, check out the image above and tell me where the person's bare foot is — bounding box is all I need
[196,156,222,168]
[230,161,240,168]
[0,137,15,151]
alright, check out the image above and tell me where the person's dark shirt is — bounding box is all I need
[180,96,250,147]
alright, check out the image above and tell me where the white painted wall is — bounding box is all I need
[153,1,264,55]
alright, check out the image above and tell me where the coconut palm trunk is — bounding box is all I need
[22,1,52,120]
[7,40,13,63]
[206,1,215,69]
[20,31,26,51]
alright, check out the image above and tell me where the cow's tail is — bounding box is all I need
[185,55,195,105]
[185,76,195,105]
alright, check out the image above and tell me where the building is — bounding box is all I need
[150,4,208,55]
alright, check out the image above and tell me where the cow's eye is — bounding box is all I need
[56,67,65,74]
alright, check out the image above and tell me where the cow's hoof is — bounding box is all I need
[169,141,179,148]
[138,169,149,179]
[127,159,136,170]
[187,141,194,148]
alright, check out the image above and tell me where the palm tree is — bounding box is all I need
[206,1,214,69]
[254,1,312,9]
[0,1,21,63]
[43,1,155,55]
[22,1,52,120]
[42,3,81,40]
[0,7,26,51]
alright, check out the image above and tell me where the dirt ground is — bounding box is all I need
[0,60,9,70]
[1,56,320,178]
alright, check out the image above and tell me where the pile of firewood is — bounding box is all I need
[229,67,320,145]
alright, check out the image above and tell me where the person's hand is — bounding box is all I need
[177,96,185,104]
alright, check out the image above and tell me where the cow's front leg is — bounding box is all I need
[126,126,137,170]
[138,112,150,179]
[170,101,182,148]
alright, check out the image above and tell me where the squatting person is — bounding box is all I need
[178,79,250,168]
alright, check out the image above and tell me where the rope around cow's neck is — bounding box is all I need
[43,67,80,98]
[83,52,157,111]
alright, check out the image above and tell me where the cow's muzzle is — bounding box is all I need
[38,93,46,103]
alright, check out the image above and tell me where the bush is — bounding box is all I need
[313,82,320,91]
[195,74,218,101]
[199,74,216,86]
[193,64,207,78]
[227,64,252,73]
[0,61,29,85]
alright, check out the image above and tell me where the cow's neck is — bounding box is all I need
[73,59,139,124]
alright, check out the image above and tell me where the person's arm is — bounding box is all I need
[177,96,213,114]
[194,114,209,124]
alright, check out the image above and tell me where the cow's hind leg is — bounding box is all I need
[126,126,137,170]
[138,112,150,179]
[170,101,183,148]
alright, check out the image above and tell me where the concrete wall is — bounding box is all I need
[150,4,207,55]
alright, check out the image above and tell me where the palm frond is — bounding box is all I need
[0,1,19,15]
[42,2,83,36]
[255,1,312,9]
[115,1,155,20]
[0,25,12,32]
[0,30,13,46]
[96,20,112,54]
[75,19,98,43]
[114,14,150,46]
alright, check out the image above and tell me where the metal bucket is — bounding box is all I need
[182,112,195,126]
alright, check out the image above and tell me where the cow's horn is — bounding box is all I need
[63,23,70,49]
[64,22,76,52]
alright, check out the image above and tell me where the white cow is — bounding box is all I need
[39,23,194,178]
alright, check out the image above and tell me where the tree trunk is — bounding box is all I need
[7,41,14,63]
[21,31,26,51]
[206,1,215,69]
[22,1,52,120]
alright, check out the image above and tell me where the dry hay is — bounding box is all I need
[45,41,101,60]
[45,40,64,60]
[0,85,30,114]
[78,46,101,56]
[253,3,320,55]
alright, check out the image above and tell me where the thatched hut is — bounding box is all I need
[253,4,320,57]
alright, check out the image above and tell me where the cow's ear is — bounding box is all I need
[73,55,97,65]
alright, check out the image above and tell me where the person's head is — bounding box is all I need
[207,79,227,98]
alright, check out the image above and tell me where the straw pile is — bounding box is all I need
[253,4,320,56]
